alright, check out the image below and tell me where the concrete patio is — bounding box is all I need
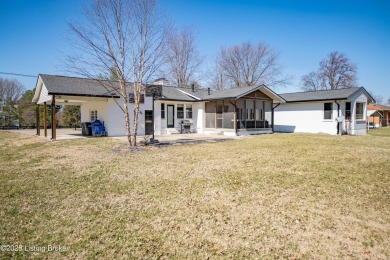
[3,128,243,144]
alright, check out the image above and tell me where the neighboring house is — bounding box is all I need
[32,75,375,138]
[367,103,390,127]
[274,88,375,135]
[32,75,285,138]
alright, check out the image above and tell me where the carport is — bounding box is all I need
[32,74,119,140]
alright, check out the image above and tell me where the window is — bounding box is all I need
[161,103,165,119]
[186,104,192,118]
[246,109,254,120]
[355,102,364,120]
[90,110,98,121]
[177,104,184,119]
[324,102,333,120]
[345,102,351,120]
[128,93,144,103]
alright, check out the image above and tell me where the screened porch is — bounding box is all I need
[205,95,273,134]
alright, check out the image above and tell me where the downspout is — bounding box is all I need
[152,93,155,143]
[335,100,340,135]
[272,103,281,133]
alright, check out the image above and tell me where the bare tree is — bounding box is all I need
[214,41,289,89]
[369,91,384,105]
[301,72,325,91]
[210,57,229,90]
[164,27,204,87]
[0,78,25,102]
[302,51,358,91]
[67,0,166,146]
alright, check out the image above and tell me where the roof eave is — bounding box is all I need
[32,75,43,103]
[49,92,120,98]
[284,98,348,103]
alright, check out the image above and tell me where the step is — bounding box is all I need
[166,128,180,134]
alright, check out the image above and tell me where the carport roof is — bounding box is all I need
[38,74,121,98]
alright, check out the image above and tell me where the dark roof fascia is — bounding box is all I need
[201,97,245,101]
[284,98,348,103]
[156,97,198,102]
[49,92,120,98]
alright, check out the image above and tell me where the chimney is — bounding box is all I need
[191,84,195,92]
[208,88,211,95]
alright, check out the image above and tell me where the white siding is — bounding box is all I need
[274,101,338,135]
[105,97,154,136]
[80,101,108,123]
[194,102,204,133]
[37,84,52,104]
[349,92,368,135]
[154,100,200,134]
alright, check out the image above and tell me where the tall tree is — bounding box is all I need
[301,51,358,91]
[368,91,384,105]
[17,90,36,127]
[61,105,81,128]
[0,78,25,127]
[214,41,289,89]
[68,0,166,146]
[208,57,228,90]
[164,27,204,87]
[0,78,24,103]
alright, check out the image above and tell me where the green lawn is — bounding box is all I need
[0,130,389,259]
[368,126,390,136]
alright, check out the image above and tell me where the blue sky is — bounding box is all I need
[0,0,389,99]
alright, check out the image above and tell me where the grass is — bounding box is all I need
[368,126,390,136]
[0,130,389,259]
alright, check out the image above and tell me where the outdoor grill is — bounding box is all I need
[180,119,192,133]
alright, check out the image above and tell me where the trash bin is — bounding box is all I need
[91,120,106,137]
[81,122,92,136]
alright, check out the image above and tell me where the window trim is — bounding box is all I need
[177,104,184,119]
[345,102,351,120]
[90,110,98,122]
[185,104,193,119]
[355,102,365,120]
[323,102,333,120]
[161,103,165,119]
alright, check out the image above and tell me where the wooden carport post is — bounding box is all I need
[44,102,47,137]
[36,104,40,136]
[51,96,56,140]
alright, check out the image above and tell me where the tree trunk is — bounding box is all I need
[120,80,132,146]
[131,83,141,146]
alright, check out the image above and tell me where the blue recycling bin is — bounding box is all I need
[91,120,106,136]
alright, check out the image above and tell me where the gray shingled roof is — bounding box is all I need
[280,87,364,102]
[40,74,120,97]
[176,85,273,100]
[159,86,197,101]
[44,75,370,103]
[40,74,198,101]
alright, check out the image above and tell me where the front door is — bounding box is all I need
[167,105,174,128]
[145,110,153,135]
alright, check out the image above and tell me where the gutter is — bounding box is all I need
[284,98,347,103]
[49,93,120,98]
[272,103,281,132]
